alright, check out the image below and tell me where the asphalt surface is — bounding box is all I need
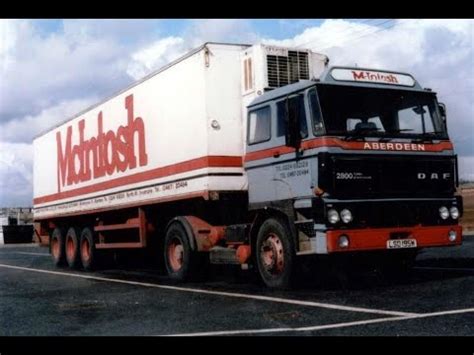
[0,236,473,336]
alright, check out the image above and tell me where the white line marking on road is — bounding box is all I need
[13,252,50,256]
[167,316,401,336]
[415,266,474,272]
[166,307,474,336]
[0,263,416,317]
[0,243,41,249]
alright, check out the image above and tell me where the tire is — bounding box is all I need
[50,227,66,267]
[164,222,196,281]
[80,227,97,271]
[65,227,81,269]
[255,218,295,289]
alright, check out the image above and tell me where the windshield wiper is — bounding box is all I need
[389,129,414,133]
[343,128,380,141]
[413,131,446,143]
[377,129,414,142]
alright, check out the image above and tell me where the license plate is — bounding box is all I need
[387,239,417,249]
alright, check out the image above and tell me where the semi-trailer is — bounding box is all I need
[33,42,462,288]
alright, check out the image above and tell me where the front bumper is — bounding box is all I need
[323,224,462,253]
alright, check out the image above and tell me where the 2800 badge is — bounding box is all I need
[336,171,373,180]
[336,172,355,179]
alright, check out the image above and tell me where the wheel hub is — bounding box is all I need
[52,238,59,258]
[81,238,90,262]
[66,236,74,260]
[260,233,284,275]
[168,237,184,272]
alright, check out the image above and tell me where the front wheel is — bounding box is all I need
[255,218,295,289]
[164,222,195,281]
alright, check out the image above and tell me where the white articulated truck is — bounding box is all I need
[34,42,462,288]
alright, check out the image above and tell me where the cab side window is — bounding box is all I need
[248,106,271,144]
[308,88,324,135]
[276,95,308,138]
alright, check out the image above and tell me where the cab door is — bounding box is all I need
[272,93,312,201]
[245,92,313,205]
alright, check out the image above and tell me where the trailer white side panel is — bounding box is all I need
[33,44,248,220]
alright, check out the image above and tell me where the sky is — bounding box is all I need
[0,19,473,206]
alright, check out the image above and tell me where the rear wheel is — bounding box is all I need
[80,227,97,271]
[255,218,295,289]
[50,227,66,267]
[65,227,81,269]
[164,222,196,281]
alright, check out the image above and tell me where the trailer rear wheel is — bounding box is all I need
[50,227,66,267]
[65,227,81,269]
[80,227,97,271]
[164,222,196,281]
[255,218,295,289]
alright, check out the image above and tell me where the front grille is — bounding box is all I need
[318,153,456,199]
[355,202,427,228]
[266,51,309,88]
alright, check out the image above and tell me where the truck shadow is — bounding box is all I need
[101,249,474,292]
[291,256,474,291]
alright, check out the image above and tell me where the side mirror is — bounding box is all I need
[285,96,302,148]
[439,102,447,131]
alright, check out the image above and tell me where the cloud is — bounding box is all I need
[459,156,474,181]
[0,19,141,124]
[184,19,257,47]
[0,97,97,143]
[62,19,160,45]
[126,36,185,80]
[126,19,257,80]
[0,142,33,207]
[0,19,22,72]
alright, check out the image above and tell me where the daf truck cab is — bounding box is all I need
[244,66,462,287]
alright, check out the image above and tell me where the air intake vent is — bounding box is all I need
[266,51,309,88]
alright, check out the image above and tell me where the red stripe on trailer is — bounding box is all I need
[34,155,243,205]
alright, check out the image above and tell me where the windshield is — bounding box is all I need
[309,85,447,139]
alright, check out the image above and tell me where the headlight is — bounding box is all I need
[327,209,340,224]
[340,209,353,224]
[450,206,459,219]
[439,206,449,220]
